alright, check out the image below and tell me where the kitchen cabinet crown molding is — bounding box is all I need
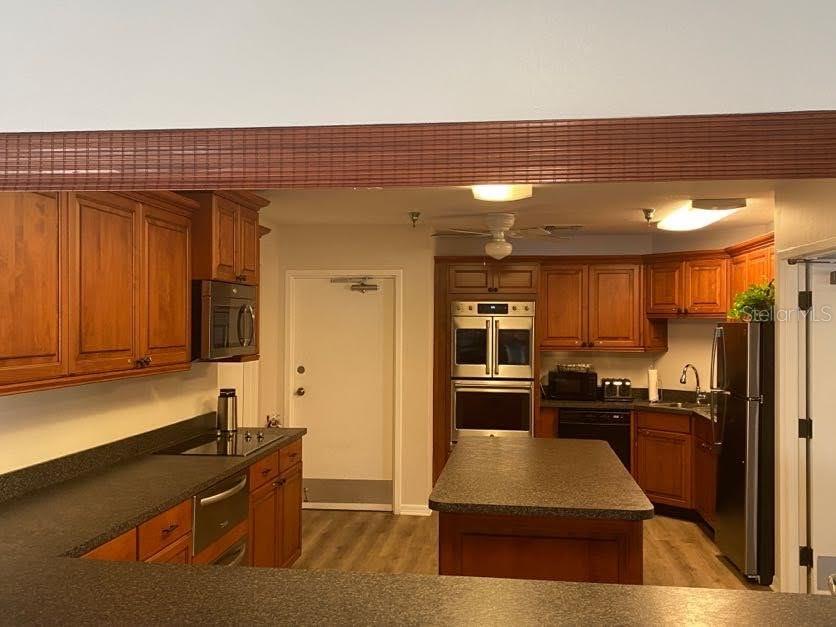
[724,232,774,257]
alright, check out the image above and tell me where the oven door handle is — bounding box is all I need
[493,318,499,376]
[485,319,491,375]
[198,476,248,507]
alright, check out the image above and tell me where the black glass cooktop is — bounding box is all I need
[156,429,288,457]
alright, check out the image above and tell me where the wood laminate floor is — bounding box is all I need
[293,509,770,591]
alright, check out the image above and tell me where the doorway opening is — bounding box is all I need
[285,270,403,514]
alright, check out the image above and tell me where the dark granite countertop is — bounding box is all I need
[0,427,306,558]
[2,557,834,625]
[540,398,713,421]
[429,438,654,520]
[0,425,833,623]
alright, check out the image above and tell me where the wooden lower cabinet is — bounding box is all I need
[249,459,303,568]
[82,528,137,562]
[693,437,717,526]
[250,480,279,567]
[438,511,643,584]
[280,464,303,565]
[635,427,692,508]
[145,533,192,565]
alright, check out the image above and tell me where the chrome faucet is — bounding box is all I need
[680,364,706,405]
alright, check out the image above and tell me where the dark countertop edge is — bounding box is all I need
[540,398,712,419]
[428,498,654,521]
[62,428,306,558]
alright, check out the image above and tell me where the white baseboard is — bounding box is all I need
[399,504,433,516]
[303,502,392,512]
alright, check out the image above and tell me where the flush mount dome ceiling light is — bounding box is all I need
[471,184,533,202]
[656,198,747,231]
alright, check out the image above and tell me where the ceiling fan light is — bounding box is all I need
[484,239,513,260]
[472,184,533,202]
[656,202,741,231]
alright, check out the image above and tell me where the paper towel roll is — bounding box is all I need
[647,368,659,402]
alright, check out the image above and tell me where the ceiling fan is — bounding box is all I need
[430,213,581,259]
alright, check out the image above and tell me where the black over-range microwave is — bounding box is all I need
[193,280,257,360]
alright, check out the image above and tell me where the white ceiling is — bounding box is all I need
[261,180,775,235]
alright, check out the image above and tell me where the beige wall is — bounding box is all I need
[4,3,836,131]
[541,319,717,396]
[775,179,836,254]
[0,363,218,474]
[258,222,434,510]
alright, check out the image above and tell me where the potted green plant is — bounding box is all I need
[728,281,775,322]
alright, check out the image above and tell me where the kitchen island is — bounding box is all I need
[429,437,653,584]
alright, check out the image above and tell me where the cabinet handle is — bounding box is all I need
[273,479,286,488]
[135,356,152,368]
[261,467,272,476]
[236,274,247,282]
[287,452,299,459]
[683,308,689,315]
[161,523,179,535]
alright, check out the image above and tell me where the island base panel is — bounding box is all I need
[438,512,643,585]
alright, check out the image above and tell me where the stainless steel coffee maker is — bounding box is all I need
[217,388,238,432]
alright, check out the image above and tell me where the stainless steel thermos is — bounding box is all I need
[217,388,238,432]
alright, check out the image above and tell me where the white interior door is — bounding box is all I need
[289,276,395,510]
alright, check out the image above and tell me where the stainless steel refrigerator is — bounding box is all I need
[710,322,774,586]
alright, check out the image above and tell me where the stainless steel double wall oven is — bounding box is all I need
[450,301,535,441]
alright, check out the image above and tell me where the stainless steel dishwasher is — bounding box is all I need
[192,472,249,562]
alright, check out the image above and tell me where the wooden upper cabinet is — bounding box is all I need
[729,254,749,302]
[447,263,538,294]
[448,264,491,293]
[726,233,775,302]
[0,193,68,385]
[140,203,191,367]
[238,207,260,285]
[492,264,538,294]
[645,261,683,316]
[646,255,730,318]
[540,265,587,349]
[68,193,142,375]
[588,264,641,348]
[214,197,238,282]
[185,191,269,286]
[684,257,727,316]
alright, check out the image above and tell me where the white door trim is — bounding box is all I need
[285,268,404,515]
[774,239,836,593]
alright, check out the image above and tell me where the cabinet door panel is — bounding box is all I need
[69,193,141,374]
[588,264,641,348]
[729,254,748,302]
[237,206,259,284]
[141,205,191,366]
[693,438,717,526]
[540,266,587,349]
[280,465,303,566]
[0,193,68,384]
[448,264,491,293]
[746,248,770,286]
[684,258,727,315]
[636,428,692,508]
[493,264,538,293]
[250,481,278,567]
[645,262,682,315]
[213,197,238,282]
